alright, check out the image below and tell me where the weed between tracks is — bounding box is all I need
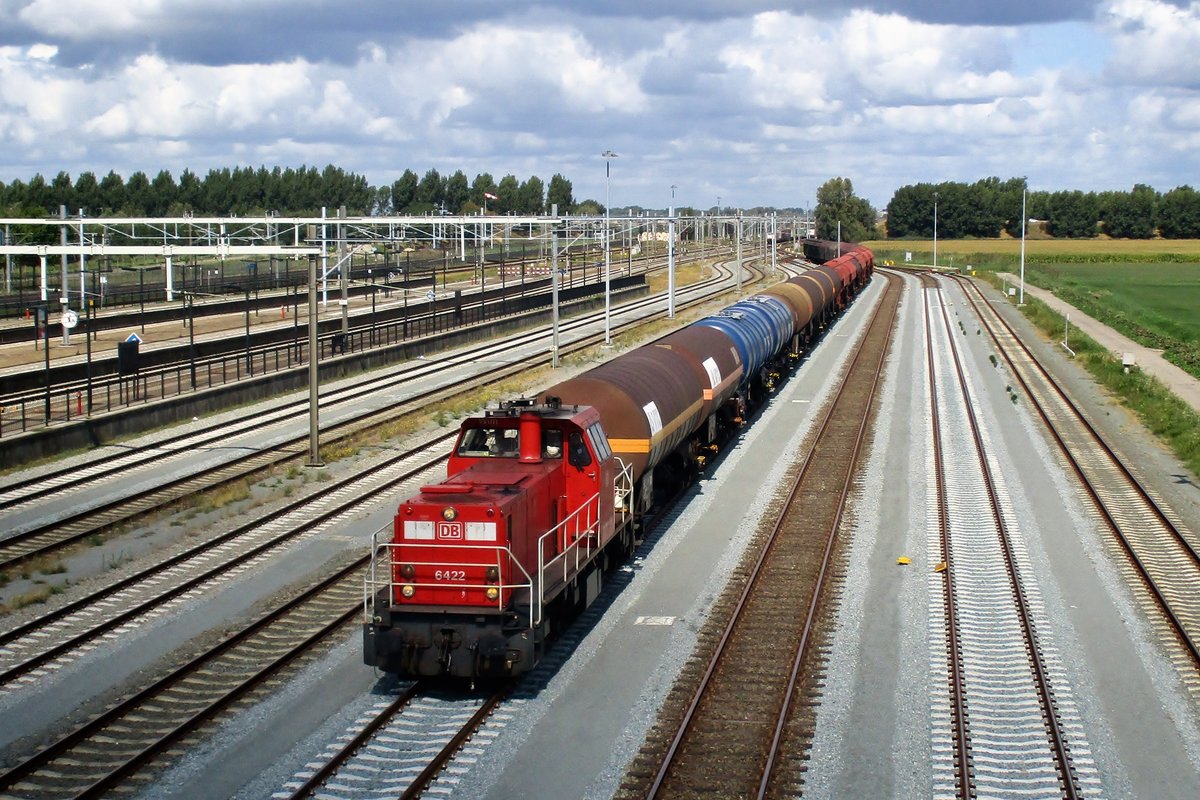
[1,573,71,612]
[0,553,70,611]
[198,478,252,512]
[4,581,68,611]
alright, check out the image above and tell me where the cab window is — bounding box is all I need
[542,428,563,459]
[567,431,592,468]
[457,426,519,457]
[586,423,612,460]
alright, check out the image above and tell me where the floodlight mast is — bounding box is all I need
[602,150,618,345]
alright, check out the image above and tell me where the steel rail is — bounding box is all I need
[398,689,510,800]
[954,275,1200,669]
[0,557,367,795]
[647,271,899,798]
[285,682,422,799]
[933,279,1078,798]
[950,278,1195,566]
[757,271,901,799]
[0,257,746,513]
[0,261,755,575]
[920,274,974,798]
[0,260,770,688]
[0,250,698,420]
[0,430,452,683]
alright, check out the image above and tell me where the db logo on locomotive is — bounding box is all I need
[436,521,464,540]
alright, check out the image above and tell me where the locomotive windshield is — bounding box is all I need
[457,426,520,457]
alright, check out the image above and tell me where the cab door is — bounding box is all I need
[562,428,599,546]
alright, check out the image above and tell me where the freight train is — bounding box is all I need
[363,241,874,680]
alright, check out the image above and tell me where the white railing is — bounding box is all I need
[365,460,637,631]
[536,491,602,617]
[364,524,536,629]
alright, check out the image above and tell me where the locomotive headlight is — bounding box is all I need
[401,564,416,579]
[486,587,499,601]
[401,584,416,598]
[442,507,458,521]
[486,566,499,582]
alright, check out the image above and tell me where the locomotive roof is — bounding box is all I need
[413,463,556,506]
[479,397,600,426]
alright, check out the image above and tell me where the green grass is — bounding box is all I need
[976,277,1200,477]
[1014,262,1200,379]
[868,239,1200,381]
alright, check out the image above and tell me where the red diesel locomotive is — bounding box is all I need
[363,243,874,680]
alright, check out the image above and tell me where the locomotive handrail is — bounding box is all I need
[536,490,604,623]
[364,526,537,629]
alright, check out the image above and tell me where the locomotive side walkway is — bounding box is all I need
[997,272,1200,415]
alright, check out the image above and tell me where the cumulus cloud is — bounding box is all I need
[838,11,1023,104]
[18,0,167,38]
[717,12,832,112]
[860,0,1101,26]
[1103,0,1200,88]
[0,1,1198,207]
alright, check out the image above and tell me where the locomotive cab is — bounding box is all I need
[364,398,629,679]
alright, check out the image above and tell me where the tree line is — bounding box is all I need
[0,164,577,219]
[885,179,1200,239]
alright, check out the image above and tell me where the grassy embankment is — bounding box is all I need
[863,238,1200,477]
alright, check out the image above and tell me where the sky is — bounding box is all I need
[0,0,1197,212]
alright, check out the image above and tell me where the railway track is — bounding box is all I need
[0,428,452,688]
[0,558,367,798]
[0,260,779,787]
[923,276,1092,799]
[617,271,900,799]
[0,260,763,576]
[0,253,734,434]
[0,251,695,428]
[0,428,509,795]
[953,274,1200,693]
[281,683,510,799]
[0,259,733,511]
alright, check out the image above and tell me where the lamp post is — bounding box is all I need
[734,211,744,294]
[186,292,197,389]
[668,186,677,319]
[602,150,618,345]
[403,247,413,339]
[41,303,50,422]
[84,292,93,414]
[1019,188,1026,305]
[307,254,323,467]
[551,213,562,368]
[225,284,252,375]
[932,190,939,270]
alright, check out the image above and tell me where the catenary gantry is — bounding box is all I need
[0,210,792,304]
